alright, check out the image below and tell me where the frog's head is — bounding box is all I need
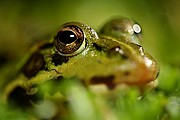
[53,17,159,90]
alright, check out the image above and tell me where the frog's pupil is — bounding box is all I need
[58,31,77,44]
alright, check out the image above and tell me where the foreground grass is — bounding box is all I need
[0,64,179,120]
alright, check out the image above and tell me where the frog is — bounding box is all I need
[1,17,159,107]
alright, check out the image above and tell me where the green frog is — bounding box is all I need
[1,17,159,107]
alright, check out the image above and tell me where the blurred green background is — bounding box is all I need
[0,0,180,119]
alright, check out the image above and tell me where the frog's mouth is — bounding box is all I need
[88,78,158,94]
[88,74,158,92]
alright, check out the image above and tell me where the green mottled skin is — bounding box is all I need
[1,17,159,103]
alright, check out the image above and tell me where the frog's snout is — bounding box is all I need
[144,56,160,80]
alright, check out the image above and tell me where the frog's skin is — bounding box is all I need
[1,17,159,106]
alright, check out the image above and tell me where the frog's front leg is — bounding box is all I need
[2,69,62,106]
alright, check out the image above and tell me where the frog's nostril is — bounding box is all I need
[108,46,128,59]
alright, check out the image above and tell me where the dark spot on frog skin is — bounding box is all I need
[124,71,130,76]
[90,75,115,89]
[93,43,104,51]
[0,52,9,66]
[52,53,69,66]
[22,52,46,78]
[56,75,64,80]
[8,87,40,108]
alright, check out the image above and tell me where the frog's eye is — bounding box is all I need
[54,25,86,56]
[100,18,142,44]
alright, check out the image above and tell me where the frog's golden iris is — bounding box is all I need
[54,24,86,56]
